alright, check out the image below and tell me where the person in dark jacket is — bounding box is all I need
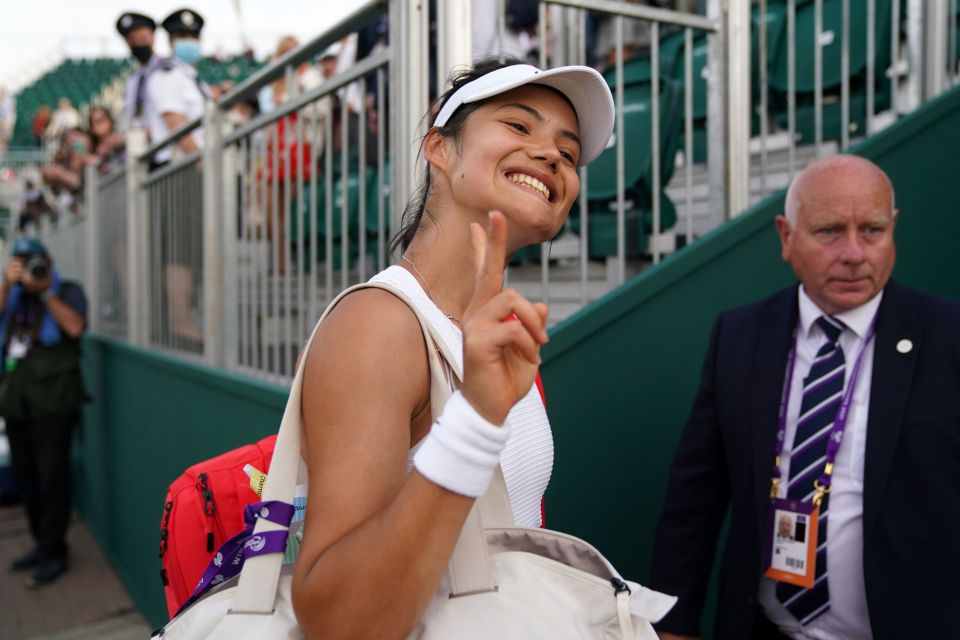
[1,238,87,587]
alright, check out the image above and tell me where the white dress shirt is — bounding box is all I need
[144,59,206,164]
[758,286,882,640]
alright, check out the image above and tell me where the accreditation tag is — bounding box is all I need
[8,335,30,360]
[763,498,819,589]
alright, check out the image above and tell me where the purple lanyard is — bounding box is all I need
[770,315,878,500]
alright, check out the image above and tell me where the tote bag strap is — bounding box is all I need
[228,280,514,613]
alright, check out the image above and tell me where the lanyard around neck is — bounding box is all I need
[769,314,878,504]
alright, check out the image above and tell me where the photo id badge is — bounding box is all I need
[763,498,819,589]
[8,334,30,360]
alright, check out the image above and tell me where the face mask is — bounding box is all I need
[131,45,152,65]
[172,40,202,65]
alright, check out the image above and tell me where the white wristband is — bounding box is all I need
[413,390,510,498]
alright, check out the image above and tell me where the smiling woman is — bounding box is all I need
[289,58,618,639]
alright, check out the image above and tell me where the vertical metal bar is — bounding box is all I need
[203,105,225,366]
[614,15,626,284]
[539,3,548,68]
[221,138,239,371]
[309,106,319,331]
[239,138,250,368]
[391,0,429,260]
[684,27,694,246]
[84,165,99,334]
[788,0,796,179]
[841,0,850,149]
[814,0,823,154]
[296,110,305,347]
[867,0,876,132]
[923,0,948,99]
[578,7,589,306]
[358,83,368,283]
[760,0,768,198]
[270,125,280,374]
[340,97,349,292]
[651,21,662,264]
[706,0,726,223]
[125,130,146,345]
[325,103,334,302]
[905,0,923,110]
[377,68,386,273]
[498,0,506,60]
[436,0,447,94]
[950,0,958,87]
[283,118,293,375]
[891,0,900,118]
[257,133,267,373]
[726,0,752,216]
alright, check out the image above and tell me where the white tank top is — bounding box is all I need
[370,266,554,528]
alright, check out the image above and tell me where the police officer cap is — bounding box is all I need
[162,8,204,35]
[10,238,48,258]
[116,12,156,36]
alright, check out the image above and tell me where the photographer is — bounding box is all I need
[0,238,86,588]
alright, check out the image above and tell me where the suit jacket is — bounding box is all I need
[649,280,960,640]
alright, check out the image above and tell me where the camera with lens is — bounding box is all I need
[25,255,50,281]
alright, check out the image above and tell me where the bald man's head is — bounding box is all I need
[775,155,898,315]
[784,155,896,226]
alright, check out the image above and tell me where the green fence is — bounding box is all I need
[73,84,960,632]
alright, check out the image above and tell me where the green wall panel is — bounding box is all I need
[539,84,960,637]
[76,337,286,628]
[74,85,960,633]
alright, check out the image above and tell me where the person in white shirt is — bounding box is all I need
[143,8,209,167]
[115,11,162,132]
[649,154,960,640]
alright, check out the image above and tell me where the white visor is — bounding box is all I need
[432,64,615,167]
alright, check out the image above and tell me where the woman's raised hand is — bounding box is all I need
[461,211,549,425]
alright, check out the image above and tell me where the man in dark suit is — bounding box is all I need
[649,154,960,640]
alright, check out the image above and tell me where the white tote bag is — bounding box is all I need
[152,282,676,639]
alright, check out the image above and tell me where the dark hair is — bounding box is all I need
[390,57,528,254]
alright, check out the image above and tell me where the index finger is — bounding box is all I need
[470,210,508,304]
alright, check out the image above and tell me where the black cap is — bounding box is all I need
[116,12,156,36]
[161,8,204,36]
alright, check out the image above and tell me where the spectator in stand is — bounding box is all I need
[144,8,210,167]
[44,98,80,148]
[31,106,51,147]
[259,35,324,275]
[40,128,91,210]
[591,0,699,70]
[473,0,540,63]
[258,35,323,113]
[16,180,52,232]
[86,107,125,173]
[116,11,163,133]
[0,87,14,154]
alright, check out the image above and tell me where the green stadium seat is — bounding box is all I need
[578,69,683,258]
[768,0,893,94]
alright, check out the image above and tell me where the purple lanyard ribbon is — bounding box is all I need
[770,315,878,499]
[174,499,295,617]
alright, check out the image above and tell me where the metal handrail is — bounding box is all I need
[547,0,717,32]
[222,49,389,146]
[219,0,388,110]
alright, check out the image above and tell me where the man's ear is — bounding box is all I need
[774,215,792,262]
[422,128,448,173]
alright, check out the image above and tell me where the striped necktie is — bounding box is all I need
[776,315,845,625]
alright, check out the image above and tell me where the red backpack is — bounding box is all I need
[158,435,277,618]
